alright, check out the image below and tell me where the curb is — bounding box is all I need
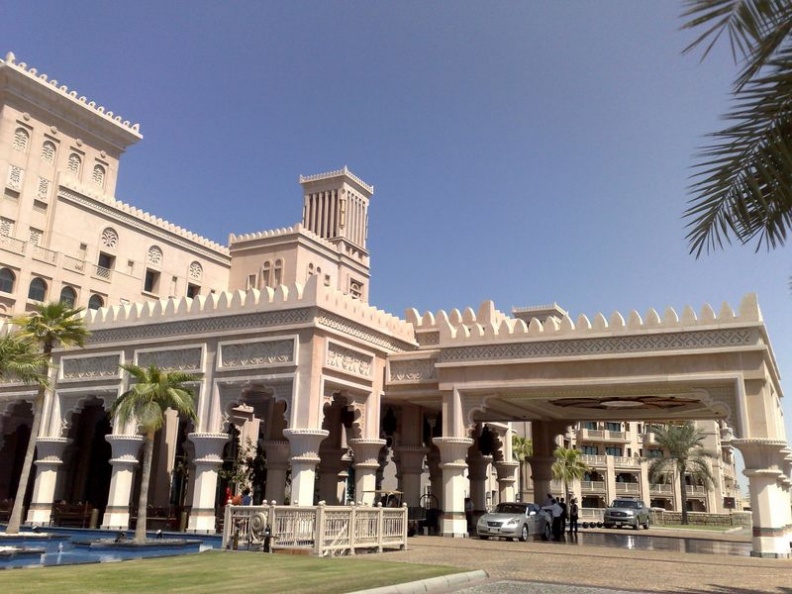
[348,570,489,594]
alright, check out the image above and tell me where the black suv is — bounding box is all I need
[603,498,650,529]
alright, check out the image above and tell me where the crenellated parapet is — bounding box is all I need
[406,294,764,343]
[230,222,323,246]
[299,166,374,194]
[59,180,229,256]
[1,51,141,142]
[80,274,415,343]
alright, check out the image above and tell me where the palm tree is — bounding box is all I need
[647,421,715,525]
[0,329,45,384]
[551,446,588,502]
[681,0,792,255]
[511,434,533,501]
[111,364,198,543]
[6,303,89,534]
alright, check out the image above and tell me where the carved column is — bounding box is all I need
[186,432,228,533]
[495,460,518,504]
[317,447,349,505]
[261,439,290,504]
[529,420,567,501]
[427,446,443,510]
[467,448,492,517]
[434,436,473,537]
[101,435,143,529]
[349,438,386,505]
[284,428,328,505]
[395,445,427,508]
[26,437,70,526]
[733,438,790,558]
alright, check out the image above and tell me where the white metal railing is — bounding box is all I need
[686,486,707,497]
[613,456,639,467]
[615,482,640,494]
[580,508,604,521]
[650,483,673,494]
[580,480,606,492]
[93,265,112,281]
[222,503,407,556]
[605,431,628,441]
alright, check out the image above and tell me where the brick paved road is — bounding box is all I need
[361,531,792,593]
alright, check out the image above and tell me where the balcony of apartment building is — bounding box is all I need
[0,233,27,257]
[580,470,607,495]
[614,472,641,497]
[576,421,629,443]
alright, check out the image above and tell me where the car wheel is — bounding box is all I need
[479,535,489,540]
[642,518,650,530]
[519,525,529,542]
[541,522,551,541]
[632,522,639,530]
[603,523,613,529]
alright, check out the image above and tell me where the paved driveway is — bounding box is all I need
[361,530,792,593]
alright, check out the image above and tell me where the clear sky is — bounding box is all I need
[3,2,791,464]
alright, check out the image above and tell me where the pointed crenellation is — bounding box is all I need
[404,294,765,344]
[81,274,416,343]
[2,51,142,138]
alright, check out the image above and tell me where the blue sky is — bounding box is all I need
[3,2,791,457]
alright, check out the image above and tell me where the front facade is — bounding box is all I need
[0,52,790,558]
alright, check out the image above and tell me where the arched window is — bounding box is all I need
[262,261,272,287]
[0,268,15,293]
[92,164,106,188]
[28,277,47,302]
[88,294,104,310]
[41,141,56,164]
[188,261,202,282]
[101,227,118,248]
[147,245,163,266]
[273,259,283,287]
[59,286,77,308]
[13,128,29,153]
[67,153,81,175]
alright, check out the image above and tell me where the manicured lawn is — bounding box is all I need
[1,550,460,593]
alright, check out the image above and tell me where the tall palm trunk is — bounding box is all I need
[5,382,46,533]
[678,462,689,525]
[134,431,155,543]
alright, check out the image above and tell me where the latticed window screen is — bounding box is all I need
[13,128,29,152]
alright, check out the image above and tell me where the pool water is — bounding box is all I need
[0,527,221,569]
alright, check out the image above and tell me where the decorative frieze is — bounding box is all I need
[220,339,294,369]
[326,343,372,378]
[440,328,757,364]
[137,347,202,372]
[61,354,120,380]
[389,359,437,382]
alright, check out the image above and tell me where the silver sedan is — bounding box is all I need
[476,502,552,542]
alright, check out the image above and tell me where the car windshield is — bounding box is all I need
[612,500,639,508]
[493,504,526,515]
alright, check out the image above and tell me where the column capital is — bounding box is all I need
[188,432,229,465]
[467,453,493,481]
[261,439,291,470]
[433,437,473,467]
[732,439,788,470]
[495,460,518,480]
[33,437,70,467]
[395,445,428,474]
[349,438,386,469]
[284,428,328,463]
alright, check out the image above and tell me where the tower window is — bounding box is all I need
[262,262,271,287]
[144,269,160,294]
[88,294,104,310]
[67,153,82,175]
[187,283,200,298]
[92,164,106,189]
[13,128,29,153]
[273,260,283,287]
[59,286,77,307]
[41,141,56,164]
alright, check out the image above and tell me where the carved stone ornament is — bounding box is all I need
[389,359,437,382]
[326,343,373,378]
[220,340,294,368]
[137,347,202,372]
[62,355,120,379]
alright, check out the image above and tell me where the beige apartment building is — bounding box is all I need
[0,52,789,558]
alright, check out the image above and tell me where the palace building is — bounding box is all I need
[0,52,790,557]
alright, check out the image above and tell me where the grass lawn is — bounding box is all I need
[0,550,460,593]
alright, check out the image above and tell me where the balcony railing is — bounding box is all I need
[62,255,86,274]
[613,456,639,467]
[643,433,658,446]
[615,482,640,494]
[577,428,628,442]
[649,483,673,494]
[0,234,26,255]
[222,503,407,556]
[31,243,57,265]
[580,480,606,492]
[92,265,112,282]
[686,486,707,497]
[581,454,606,466]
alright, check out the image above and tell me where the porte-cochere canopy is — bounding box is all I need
[0,281,789,557]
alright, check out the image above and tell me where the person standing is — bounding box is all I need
[544,498,563,540]
[569,497,579,534]
[559,497,568,533]
[464,497,474,534]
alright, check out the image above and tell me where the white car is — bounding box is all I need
[476,502,552,541]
